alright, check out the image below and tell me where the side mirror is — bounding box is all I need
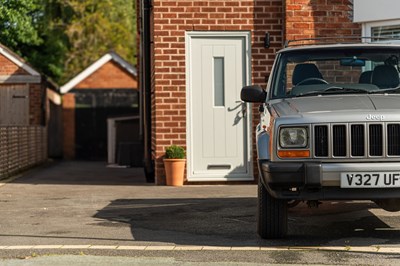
[240,85,267,103]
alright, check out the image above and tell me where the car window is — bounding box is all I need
[271,48,400,98]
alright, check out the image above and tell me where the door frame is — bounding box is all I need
[185,31,253,181]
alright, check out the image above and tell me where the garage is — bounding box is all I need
[60,52,139,162]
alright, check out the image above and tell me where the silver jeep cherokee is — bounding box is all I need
[241,41,400,239]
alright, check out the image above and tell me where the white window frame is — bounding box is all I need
[363,19,400,42]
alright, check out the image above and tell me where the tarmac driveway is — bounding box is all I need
[1,161,400,264]
[0,161,257,247]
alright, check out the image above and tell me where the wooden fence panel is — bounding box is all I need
[0,127,8,177]
[0,126,47,179]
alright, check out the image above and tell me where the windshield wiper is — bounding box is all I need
[294,86,370,97]
[369,86,400,94]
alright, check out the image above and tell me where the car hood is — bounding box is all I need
[271,94,400,117]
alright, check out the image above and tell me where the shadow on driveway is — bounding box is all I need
[94,197,400,247]
[11,160,149,186]
[2,160,400,248]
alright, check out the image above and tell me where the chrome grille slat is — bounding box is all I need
[314,125,328,157]
[369,124,383,156]
[388,124,400,156]
[314,122,400,159]
[351,124,365,157]
[333,125,346,157]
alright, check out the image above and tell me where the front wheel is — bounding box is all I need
[257,180,288,239]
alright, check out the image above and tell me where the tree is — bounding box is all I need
[27,0,73,82]
[61,0,136,83]
[0,0,136,84]
[0,0,42,54]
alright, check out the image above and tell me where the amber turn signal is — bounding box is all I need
[278,150,310,158]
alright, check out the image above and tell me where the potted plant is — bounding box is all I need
[163,145,186,186]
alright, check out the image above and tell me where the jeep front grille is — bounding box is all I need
[314,125,328,157]
[351,124,365,156]
[369,124,383,156]
[388,124,400,155]
[333,125,346,157]
[314,123,400,158]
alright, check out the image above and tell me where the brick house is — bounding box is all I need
[137,0,400,185]
[60,52,139,162]
[0,43,47,179]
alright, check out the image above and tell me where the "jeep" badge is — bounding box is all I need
[366,114,385,121]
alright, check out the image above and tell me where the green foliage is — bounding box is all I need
[0,0,43,53]
[27,0,73,82]
[165,145,186,159]
[60,0,136,83]
[0,0,136,84]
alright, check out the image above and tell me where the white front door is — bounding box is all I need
[186,32,252,181]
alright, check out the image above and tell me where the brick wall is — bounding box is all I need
[149,0,363,185]
[0,54,29,75]
[62,93,75,159]
[151,0,284,184]
[29,83,45,126]
[75,61,138,89]
[285,0,361,41]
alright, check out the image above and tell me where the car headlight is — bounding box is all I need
[279,127,308,148]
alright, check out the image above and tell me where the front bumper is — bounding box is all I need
[259,160,400,200]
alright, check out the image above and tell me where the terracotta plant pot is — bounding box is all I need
[163,158,186,186]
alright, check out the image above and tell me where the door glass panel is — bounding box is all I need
[214,57,225,107]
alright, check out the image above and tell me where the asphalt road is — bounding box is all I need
[0,161,400,265]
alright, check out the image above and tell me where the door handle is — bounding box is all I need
[241,101,247,116]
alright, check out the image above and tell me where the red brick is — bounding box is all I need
[75,61,137,89]
[0,54,29,75]
[145,0,361,184]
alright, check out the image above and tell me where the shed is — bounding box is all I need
[60,52,140,162]
[0,43,47,179]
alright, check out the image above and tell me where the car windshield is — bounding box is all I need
[271,47,400,99]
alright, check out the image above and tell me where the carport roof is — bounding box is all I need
[60,51,137,94]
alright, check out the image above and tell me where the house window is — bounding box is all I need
[372,25,400,39]
[363,20,400,42]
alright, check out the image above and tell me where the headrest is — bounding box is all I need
[372,65,399,89]
[292,63,323,85]
[359,71,373,84]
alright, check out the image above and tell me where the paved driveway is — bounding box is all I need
[1,161,400,264]
[0,161,257,247]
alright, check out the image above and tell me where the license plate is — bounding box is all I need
[340,172,400,188]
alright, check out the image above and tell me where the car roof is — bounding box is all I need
[278,42,400,54]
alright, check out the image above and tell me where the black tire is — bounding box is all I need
[257,180,288,239]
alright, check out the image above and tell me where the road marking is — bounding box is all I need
[202,246,231,251]
[260,246,289,251]
[116,246,146,250]
[60,245,91,249]
[34,245,63,249]
[347,247,380,252]
[174,246,203,251]
[0,245,399,253]
[145,246,175,250]
[89,245,118,249]
[4,246,34,250]
[231,246,261,251]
